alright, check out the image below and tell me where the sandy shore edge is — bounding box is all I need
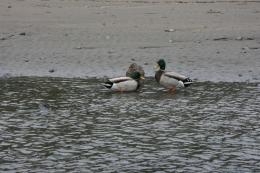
[0,0,259,82]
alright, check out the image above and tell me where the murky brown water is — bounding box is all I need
[0,77,259,172]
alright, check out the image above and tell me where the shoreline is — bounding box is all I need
[1,76,260,85]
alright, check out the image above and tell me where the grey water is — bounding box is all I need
[0,77,259,173]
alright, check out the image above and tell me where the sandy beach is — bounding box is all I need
[0,0,260,82]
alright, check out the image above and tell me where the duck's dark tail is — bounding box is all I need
[183,78,193,87]
[101,80,113,89]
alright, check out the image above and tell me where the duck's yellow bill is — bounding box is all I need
[141,76,145,80]
[154,64,160,71]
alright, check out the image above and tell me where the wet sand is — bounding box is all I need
[0,0,260,82]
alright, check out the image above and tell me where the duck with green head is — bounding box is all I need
[155,59,193,92]
[102,72,144,92]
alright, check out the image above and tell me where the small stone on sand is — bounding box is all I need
[236,36,243,40]
[165,29,175,32]
[19,32,26,36]
[49,69,55,73]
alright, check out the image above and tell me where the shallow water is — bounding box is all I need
[0,77,259,173]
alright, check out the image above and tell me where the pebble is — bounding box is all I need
[165,28,175,32]
[207,9,222,14]
[236,36,243,40]
[8,5,12,8]
[248,47,260,50]
[242,47,249,51]
[19,32,26,36]
[246,37,254,40]
[213,37,228,41]
[107,50,114,54]
[235,37,254,41]
[49,69,55,73]
[75,46,82,49]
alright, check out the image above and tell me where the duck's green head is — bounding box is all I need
[155,59,166,70]
[130,72,145,80]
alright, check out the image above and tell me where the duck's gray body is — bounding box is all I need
[155,70,192,89]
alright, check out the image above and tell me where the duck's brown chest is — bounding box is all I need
[155,70,164,83]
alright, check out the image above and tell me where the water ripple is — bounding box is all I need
[0,77,259,172]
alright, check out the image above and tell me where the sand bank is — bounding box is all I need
[0,0,260,82]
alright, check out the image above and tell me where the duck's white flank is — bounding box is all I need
[111,80,138,91]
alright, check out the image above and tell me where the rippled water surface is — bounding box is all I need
[0,77,259,172]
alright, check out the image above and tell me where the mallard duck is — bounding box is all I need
[126,63,145,78]
[102,72,144,92]
[155,59,193,92]
[126,63,145,86]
